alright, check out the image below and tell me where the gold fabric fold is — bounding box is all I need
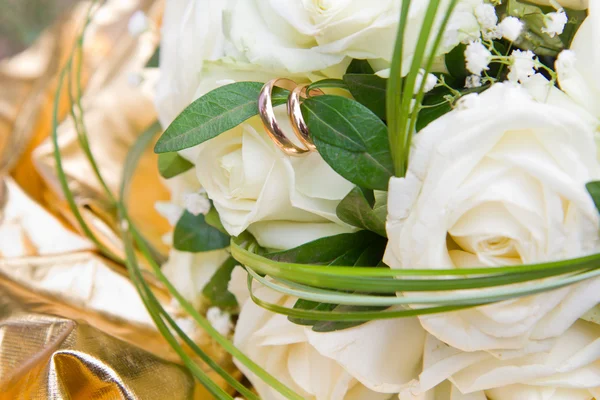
[0,1,237,398]
[0,272,195,400]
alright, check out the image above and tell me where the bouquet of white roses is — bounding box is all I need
[52,0,600,399]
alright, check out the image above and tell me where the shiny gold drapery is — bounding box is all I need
[0,1,235,398]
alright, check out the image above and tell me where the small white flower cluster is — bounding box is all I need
[183,190,211,216]
[206,307,233,336]
[542,9,568,37]
[465,41,492,76]
[465,74,482,88]
[507,49,537,83]
[474,4,524,42]
[498,16,524,41]
[414,69,438,94]
[465,3,528,85]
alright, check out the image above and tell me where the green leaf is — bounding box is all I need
[445,43,468,79]
[158,152,194,179]
[311,305,388,332]
[266,231,388,330]
[343,74,387,120]
[267,230,386,266]
[301,95,394,191]
[559,9,588,48]
[202,257,238,311]
[336,187,387,237]
[145,46,160,68]
[155,82,289,153]
[173,211,230,252]
[346,59,375,74]
[307,79,348,91]
[416,81,489,132]
[586,181,600,215]
[416,85,453,132]
[205,206,228,234]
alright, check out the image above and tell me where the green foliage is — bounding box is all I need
[445,43,468,80]
[336,187,387,237]
[311,305,389,332]
[266,231,388,331]
[343,74,387,120]
[345,59,375,74]
[205,206,228,234]
[301,95,394,191]
[307,78,348,91]
[267,230,386,265]
[145,46,160,68]
[154,82,289,153]
[586,181,600,215]
[416,88,453,132]
[202,257,239,311]
[173,211,230,252]
[416,76,489,132]
[500,0,588,57]
[157,152,194,179]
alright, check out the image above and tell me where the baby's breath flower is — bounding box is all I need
[498,16,524,41]
[464,41,492,76]
[475,4,498,30]
[508,49,537,83]
[542,10,568,37]
[207,307,232,336]
[414,69,438,94]
[183,191,211,216]
[465,75,482,89]
[482,26,502,41]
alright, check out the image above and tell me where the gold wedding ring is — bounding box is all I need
[258,78,321,156]
[287,85,322,151]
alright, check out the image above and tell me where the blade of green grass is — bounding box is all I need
[118,115,301,400]
[387,0,412,177]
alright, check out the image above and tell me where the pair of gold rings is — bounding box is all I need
[258,78,322,156]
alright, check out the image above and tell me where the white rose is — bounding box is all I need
[384,82,600,353]
[156,0,485,126]
[155,0,229,128]
[412,320,600,399]
[229,268,426,400]
[158,63,355,250]
[527,0,588,10]
[193,112,355,250]
[556,2,600,121]
[155,171,231,309]
[227,0,483,76]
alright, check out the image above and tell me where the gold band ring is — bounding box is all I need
[287,85,322,151]
[258,78,311,156]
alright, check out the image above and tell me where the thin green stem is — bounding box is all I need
[128,226,302,400]
[387,0,412,177]
[117,119,301,400]
[407,0,459,139]
[248,267,595,307]
[248,274,483,321]
[232,238,600,278]
[397,0,441,177]
[52,44,122,263]
[119,216,233,399]
[69,16,117,204]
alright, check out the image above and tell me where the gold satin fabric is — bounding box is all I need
[0,271,195,400]
[0,1,237,398]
